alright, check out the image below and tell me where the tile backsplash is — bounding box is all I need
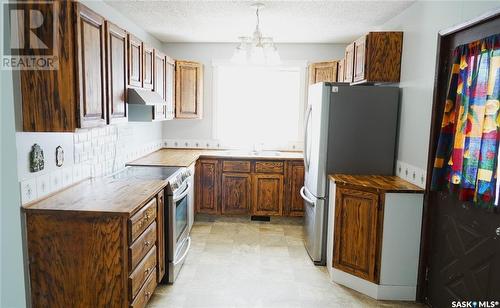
[18,122,164,205]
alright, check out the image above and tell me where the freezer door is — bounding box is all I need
[301,186,325,264]
[304,83,330,199]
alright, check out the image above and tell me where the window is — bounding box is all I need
[213,62,306,150]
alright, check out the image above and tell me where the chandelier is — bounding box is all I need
[231,3,281,65]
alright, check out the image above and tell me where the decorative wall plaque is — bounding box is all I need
[55,146,64,167]
[30,144,44,172]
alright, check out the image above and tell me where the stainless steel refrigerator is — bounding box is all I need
[301,82,399,265]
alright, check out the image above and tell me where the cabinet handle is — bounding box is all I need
[145,291,151,298]
[144,240,151,247]
[145,267,150,275]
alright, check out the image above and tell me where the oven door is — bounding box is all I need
[168,181,191,262]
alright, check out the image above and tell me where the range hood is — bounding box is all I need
[127,88,164,105]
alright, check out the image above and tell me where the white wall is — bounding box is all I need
[162,43,346,141]
[380,1,500,179]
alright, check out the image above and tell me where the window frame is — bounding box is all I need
[212,60,308,150]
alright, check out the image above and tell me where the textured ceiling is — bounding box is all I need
[104,0,415,43]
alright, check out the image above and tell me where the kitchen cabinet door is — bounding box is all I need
[154,50,166,101]
[308,61,338,84]
[105,21,128,124]
[252,174,284,216]
[337,58,345,83]
[344,42,355,83]
[221,173,251,215]
[195,159,219,214]
[333,187,381,283]
[165,56,175,119]
[75,3,107,128]
[353,35,367,83]
[128,34,143,87]
[152,104,167,121]
[143,44,154,90]
[285,161,305,217]
[175,60,203,119]
[20,1,77,132]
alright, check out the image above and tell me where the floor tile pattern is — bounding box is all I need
[149,215,424,308]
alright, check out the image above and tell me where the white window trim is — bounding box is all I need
[211,60,308,150]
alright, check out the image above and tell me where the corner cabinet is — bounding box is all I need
[195,158,303,217]
[327,175,424,301]
[105,21,128,124]
[175,60,203,119]
[308,61,338,84]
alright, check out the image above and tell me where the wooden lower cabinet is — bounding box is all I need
[195,159,219,214]
[333,186,381,283]
[252,174,284,216]
[196,159,303,216]
[286,160,305,216]
[25,190,165,307]
[221,173,251,214]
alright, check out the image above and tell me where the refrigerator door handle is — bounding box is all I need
[300,186,315,205]
[304,105,312,170]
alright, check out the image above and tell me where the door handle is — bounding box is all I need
[303,105,312,170]
[300,186,315,205]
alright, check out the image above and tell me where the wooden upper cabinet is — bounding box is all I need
[221,173,251,215]
[252,174,284,216]
[105,21,128,124]
[344,42,355,83]
[175,60,203,119]
[75,3,107,128]
[353,32,403,84]
[285,161,305,217]
[154,50,166,102]
[333,187,381,283]
[308,61,338,84]
[143,44,154,90]
[196,159,219,214]
[165,57,176,119]
[337,58,345,83]
[20,1,77,132]
[128,34,143,87]
[353,35,367,83]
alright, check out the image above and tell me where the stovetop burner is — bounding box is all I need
[110,166,182,181]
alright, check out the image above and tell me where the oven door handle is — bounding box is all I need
[173,236,191,266]
[173,182,191,202]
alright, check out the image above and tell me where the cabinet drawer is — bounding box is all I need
[130,268,157,308]
[129,246,157,300]
[222,160,251,173]
[255,161,284,173]
[129,222,157,271]
[129,198,157,243]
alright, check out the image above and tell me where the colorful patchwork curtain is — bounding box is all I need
[431,34,500,207]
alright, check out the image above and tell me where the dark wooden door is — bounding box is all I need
[196,159,219,214]
[252,174,283,216]
[75,3,107,128]
[128,34,142,87]
[105,21,127,124]
[286,161,305,216]
[156,190,165,283]
[221,173,251,215]
[143,44,154,90]
[333,187,380,283]
[422,12,500,306]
